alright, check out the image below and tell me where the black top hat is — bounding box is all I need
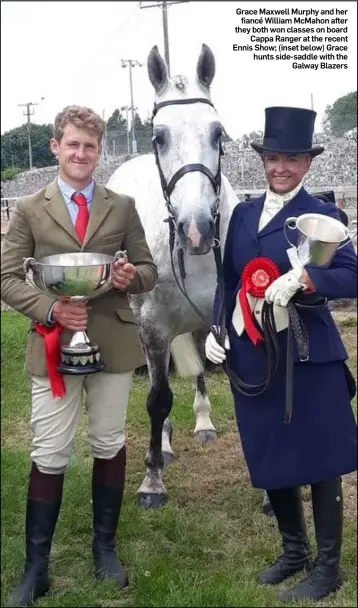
[251,106,324,157]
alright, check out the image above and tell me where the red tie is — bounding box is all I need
[72,192,89,242]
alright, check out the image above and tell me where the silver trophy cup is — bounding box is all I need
[284,213,357,267]
[23,250,127,375]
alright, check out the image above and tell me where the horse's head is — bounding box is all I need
[148,44,223,255]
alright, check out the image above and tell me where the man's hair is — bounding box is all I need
[53,105,105,143]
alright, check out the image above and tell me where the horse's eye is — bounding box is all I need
[152,132,165,147]
[211,124,223,145]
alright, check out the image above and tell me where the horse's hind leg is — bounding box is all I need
[162,417,174,465]
[192,330,217,445]
[137,334,173,508]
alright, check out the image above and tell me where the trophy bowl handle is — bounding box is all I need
[114,250,128,263]
[23,256,37,275]
[337,219,357,250]
[23,257,39,291]
[284,217,298,248]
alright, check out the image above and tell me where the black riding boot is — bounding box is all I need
[279,477,343,602]
[6,463,64,607]
[259,487,312,585]
[92,446,128,589]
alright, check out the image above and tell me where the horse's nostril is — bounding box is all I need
[197,218,215,238]
[177,217,215,246]
[177,221,186,237]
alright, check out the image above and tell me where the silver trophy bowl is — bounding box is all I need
[284,213,357,267]
[23,250,127,375]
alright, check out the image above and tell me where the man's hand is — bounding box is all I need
[52,300,89,331]
[111,259,137,291]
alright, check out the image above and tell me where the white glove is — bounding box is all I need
[205,327,230,364]
[265,267,304,307]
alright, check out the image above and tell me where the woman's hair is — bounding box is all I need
[53,105,105,143]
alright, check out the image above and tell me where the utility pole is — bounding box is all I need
[18,97,45,170]
[162,1,170,74]
[120,59,142,154]
[139,1,189,76]
[310,92,314,110]
[101,109,108,162]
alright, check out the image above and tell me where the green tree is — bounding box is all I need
[323,91,357,136]
[132,113,152,154]
[107,109,127,132]
[106,109,130,155]
[1,124,56,171]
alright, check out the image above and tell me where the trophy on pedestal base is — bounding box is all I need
[23,250,127,375]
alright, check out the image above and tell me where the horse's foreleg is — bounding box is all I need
[192,330,217,445]
[137,341,173,508]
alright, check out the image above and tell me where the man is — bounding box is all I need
[1,105,157,607]
[206,107,357,602]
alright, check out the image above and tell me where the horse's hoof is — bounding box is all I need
[195,430,217,445]
[163,451,174,466]
[138,492,167,509]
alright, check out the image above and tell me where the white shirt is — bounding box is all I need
[258,180,304,231]
[57,176,95,224]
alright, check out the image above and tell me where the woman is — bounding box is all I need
[205,107,357,602]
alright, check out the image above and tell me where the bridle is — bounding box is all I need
[151,97,224,226]
[150,96,225,325]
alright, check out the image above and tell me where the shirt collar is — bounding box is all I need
[57,176,95,203]
[265,179,304,207]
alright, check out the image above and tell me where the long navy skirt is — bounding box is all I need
[228,331,357,490]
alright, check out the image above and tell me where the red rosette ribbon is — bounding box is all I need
[33,322,66,398]
[238,257,281,345]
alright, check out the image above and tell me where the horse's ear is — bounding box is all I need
[196,44,215,89]
[147,45,168,94]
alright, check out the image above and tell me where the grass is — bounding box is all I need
[1,310,357,607]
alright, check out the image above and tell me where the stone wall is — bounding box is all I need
[1,156,132,199]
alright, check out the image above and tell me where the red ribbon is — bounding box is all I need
[238,257,281,345]
[34,322,66,398]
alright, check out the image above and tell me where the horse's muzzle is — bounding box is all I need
[177,217,215,255]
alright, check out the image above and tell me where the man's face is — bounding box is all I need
[263,152,312,194]
[50,123,101,188]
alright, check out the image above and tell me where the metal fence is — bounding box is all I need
[1,197,18,220]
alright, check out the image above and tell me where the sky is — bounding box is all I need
[1,0,357,139]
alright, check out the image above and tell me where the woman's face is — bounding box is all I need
[263,152,312,194]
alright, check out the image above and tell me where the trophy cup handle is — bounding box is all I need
[337,219,357,250]
[23,256,37,274]
[23,257,39,290]
[284,217,298,248]
[114,250,128,263]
